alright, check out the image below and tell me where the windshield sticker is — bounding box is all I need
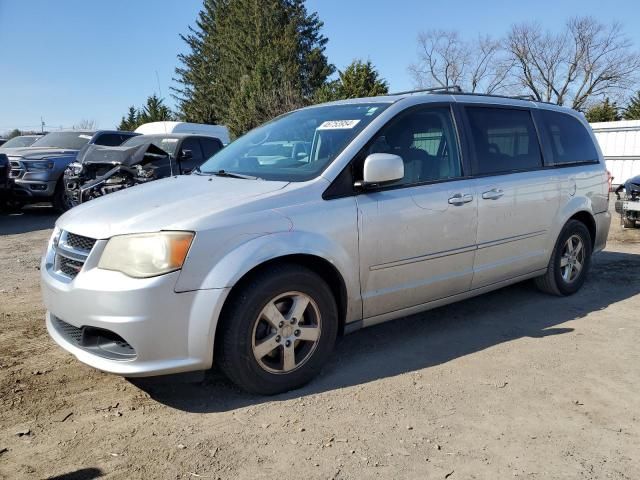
[318,119,361,130]
[78,135,92,139]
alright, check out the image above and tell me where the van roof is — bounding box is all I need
[134,122,230,143]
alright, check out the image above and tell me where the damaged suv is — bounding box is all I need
[42,90,611,394]
[64,133,223,206]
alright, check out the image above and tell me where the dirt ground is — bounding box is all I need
[1,203,639,480]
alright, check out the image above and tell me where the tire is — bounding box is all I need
[52,179,74,213]
[216,264,338,395]
[623,217,636,228]
[614,200,624,214]
[535,219,592,296]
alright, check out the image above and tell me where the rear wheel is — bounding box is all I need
[535,220,592,296]
[216,264,338,395]
[623,216,637,228]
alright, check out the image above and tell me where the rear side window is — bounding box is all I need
[94,133,130,146]
[201,137,223,158]
[466,107,542,175]
[539,110,598,165]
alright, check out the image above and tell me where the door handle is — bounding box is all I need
[482,188,504,200]
[448,193,474,206]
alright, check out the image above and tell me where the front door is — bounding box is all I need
[356,105,478,319]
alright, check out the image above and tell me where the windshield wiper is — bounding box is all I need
[212,169,259,180]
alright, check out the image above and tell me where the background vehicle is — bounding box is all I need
[6,130,138,211]
[42,90,610,395]
[0,138,7,146]
[0,153,10,209]
[135,121,231,145]
[614,174,640,228]
[64,133,223,206]
[0,134,44,150]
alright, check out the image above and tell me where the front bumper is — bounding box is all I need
[13,179,57,198]
[41,240,230,377]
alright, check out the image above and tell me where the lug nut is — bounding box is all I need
[278,321,284,327]
[294,329,300,337]
[285,340,291,347]
[275,335,281,343]
[290,317,297,324]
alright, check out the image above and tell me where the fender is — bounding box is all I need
[547,195,595,254]
[179,229,362,323]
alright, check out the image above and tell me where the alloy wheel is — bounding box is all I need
[560,234,585,283]
[251,291,321,374]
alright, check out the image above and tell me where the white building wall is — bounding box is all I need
[590,120,640,184]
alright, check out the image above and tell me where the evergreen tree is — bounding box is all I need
[138,94,173,124]
[118,106,140,131]
[173,0,333,137]
[585,98,621,122]
[116,96,173,131]
[315,59,388,102]
[623,91,640,120]
[172,0,221,124]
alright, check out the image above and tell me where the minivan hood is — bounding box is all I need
[57,175,289,239]
[8,147,79,160]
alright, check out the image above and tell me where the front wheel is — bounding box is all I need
[623,216,637,228]
[216,264,338,395]
[52,179,74,213]
[535,220,592,296]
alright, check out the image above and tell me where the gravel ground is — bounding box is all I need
[0,203,639,480]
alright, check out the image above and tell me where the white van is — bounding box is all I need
[135,122,230,145]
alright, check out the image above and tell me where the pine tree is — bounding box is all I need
[173,0,333,136]
[138,95,173,124]
[623,91,640,120]
[116,96,173,131]
[315,60,388,102]
[585,98,621,123]
[117,106,139,131]
[172,0,221,124]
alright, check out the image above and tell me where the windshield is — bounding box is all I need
[122,135,179,156]
[199,103,389,181]
[1,136,40,148]
[31,132,93,150]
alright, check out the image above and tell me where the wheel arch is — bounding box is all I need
[568,210,596,248]
[219,253,350,338]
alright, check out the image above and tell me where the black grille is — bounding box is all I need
[65,232,96,252]
[51,316,136,360]
[58,257,84,277]
[52,316,83,344]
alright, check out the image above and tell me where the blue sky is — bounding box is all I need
[1,0,639,133]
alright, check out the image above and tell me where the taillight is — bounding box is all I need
[606,170,613,201]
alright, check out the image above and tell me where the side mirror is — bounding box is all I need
[356,153,404,188]
[180,149,193,160]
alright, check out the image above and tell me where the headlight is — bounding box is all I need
[49,226,61,248]
[98,231,194,278]
[26,160,54,171]
[66,162,84,175]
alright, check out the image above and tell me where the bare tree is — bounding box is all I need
[73,119,98,130]
[409,30,514,94]
[508,17,640,109]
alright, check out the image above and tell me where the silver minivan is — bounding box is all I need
[42,91,611,394]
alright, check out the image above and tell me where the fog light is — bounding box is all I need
[30,184,48,191]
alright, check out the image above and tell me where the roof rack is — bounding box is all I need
[390,86,463,95]
[389,88,543,103]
